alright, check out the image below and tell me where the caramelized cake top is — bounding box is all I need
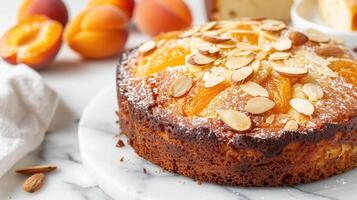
[120,19,357,140]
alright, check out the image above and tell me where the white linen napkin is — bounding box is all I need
[0,64,59,178]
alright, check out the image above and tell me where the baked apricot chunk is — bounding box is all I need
[183,80,230,116]
[117,19,357,186]
[264,73,292,113]
[137,44,190,76]
[329,58,357,86]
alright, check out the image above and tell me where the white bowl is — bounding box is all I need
[291,0,357,49]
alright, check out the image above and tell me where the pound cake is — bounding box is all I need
[205,0,294,22]
[318,0,357,31]
[117,19,357,186]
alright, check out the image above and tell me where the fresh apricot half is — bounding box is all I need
[64,5,129,59]
[0,16,63,69]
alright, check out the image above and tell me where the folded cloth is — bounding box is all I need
[0,63,59,178]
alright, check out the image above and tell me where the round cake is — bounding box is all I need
[116,19,357,186]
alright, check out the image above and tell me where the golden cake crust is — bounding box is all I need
[117,19,357,186]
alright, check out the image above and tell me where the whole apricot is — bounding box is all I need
[65,5,129,59]
[18,0,69,26]
[0,16,63,69]
[88,0,135,19]
[134,0,192,36]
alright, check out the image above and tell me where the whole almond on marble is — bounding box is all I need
[16,165,57,175]
[23,173,46,193]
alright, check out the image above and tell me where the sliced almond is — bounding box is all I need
[245,97,275,114]
[241,81,269,97]
[181,26,201,38]
[225,54,254,69]
[210,67,230,76]
[198,45,220,57]
[187,53,215,66]
[200,21,217,32]
[218,110,252,131]
[284,120,299,131]
[250,60,261,72]
[23,173,45,193]
[303,51,330,67]
[203,73,225,88]
[16,165,57,175]
[303,51,338,77]
[138,41,156,55]
[234,50,252,56]
[202,32,231,43]
[274,66,308,77]
[332,36,345,44]
[231,66,254,84]
[156,40,166,47]
[305,28,330,43]
[260,43,273,52]
[274,39,292,51]
[260,20,286,32]
[255,51,268,61]
[170,76,193,97]
[288,31,308,46]
[290,98,315,116]
[315,45,344,57]
[269,52,291,61]
[217,41,237,49]
[302,83,324,101]
[213,57,226,66]
[265,114,275,124]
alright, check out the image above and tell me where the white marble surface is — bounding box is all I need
[78,85,357,200]
[0,0,205,199]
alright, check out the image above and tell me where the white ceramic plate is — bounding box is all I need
[291,0,357,49]
[78,85,357,200]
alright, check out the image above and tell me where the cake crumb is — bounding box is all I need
[116,140,125,148]
[119,157,124,162]
[143,168,147,174]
